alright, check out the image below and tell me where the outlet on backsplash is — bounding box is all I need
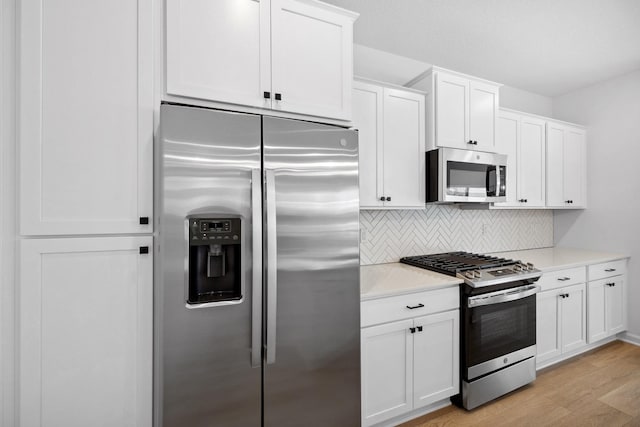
[359,206,553,265]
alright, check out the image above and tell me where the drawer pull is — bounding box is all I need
[406,303,425,310]
[557,277,571,281]
[606,282,616,287]
[417,326,423,332]
[409,327,416,334]
[604,268,617,272]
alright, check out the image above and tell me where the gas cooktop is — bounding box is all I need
[400,251,542,288]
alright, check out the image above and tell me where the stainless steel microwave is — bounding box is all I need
[426,148,507,203]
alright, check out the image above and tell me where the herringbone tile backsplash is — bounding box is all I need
[359,206,553,265]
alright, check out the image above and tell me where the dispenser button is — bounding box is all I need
[224,236,230,239]
[233,235,238,240]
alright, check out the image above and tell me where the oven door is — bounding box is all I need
[463,284,538,380]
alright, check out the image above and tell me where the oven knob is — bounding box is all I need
[465,271,474,279]
[473,270,481,279]
[527,263,534,270]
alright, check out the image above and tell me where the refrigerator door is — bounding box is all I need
[156,105,262,427]
[262,117,361,426]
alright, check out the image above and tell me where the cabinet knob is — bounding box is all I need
[409,327,416,334]
[386,197,391,202]
[474,140,478,145]
[275,93,282,101]
[139,246,149,254]
[139,216,149,225]
[417,326,423,332]
[380,196,385,201]
[468,140,474,145]
[263,91,271,99]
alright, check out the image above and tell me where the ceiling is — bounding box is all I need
[323,0,640,97]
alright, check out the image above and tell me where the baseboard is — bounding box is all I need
[370,398,452,427]
[618,332,640,346]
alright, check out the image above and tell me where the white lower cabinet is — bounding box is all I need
[19,236,153,427]
[361,288,459,426]
[587,260,627,343]
[536,283,586,365]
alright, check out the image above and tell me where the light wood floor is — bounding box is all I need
[402,341,640,427]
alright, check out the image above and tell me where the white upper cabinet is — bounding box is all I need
[494,110,545,208]
[166,0,357,121]
[410,67,501,153]
[546,121,587,208]
[19,0,153,236]
[434,73,468,150]
[353,81,384,207]
[468,81,499,153]
[165,0,269,110]
[353,80,425,209]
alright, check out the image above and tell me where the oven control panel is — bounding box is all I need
[459,263,541,288]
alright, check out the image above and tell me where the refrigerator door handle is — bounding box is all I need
[265,169,277,364]
[251,169,263,367]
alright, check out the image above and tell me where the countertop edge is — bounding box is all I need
[360,280,463,302]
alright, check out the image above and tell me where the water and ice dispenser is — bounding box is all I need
[188,217,242,304]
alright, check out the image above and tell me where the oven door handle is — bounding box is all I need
[468,285,539,308]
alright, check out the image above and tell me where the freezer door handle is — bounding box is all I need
[265,169,278,364]
[251,169,263,367]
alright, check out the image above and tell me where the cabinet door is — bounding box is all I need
[382,88,426,208]
[435,72,469,149]
[546,122,565,207]
[20,0,153,235]
[166,0,270,109]
[536,290,562,363]
[561,284,587,353]
[271,0,354,120]
[518,116,546,207]
[361,319,413,426]
[494,111,519,207]
[607,277,626,335]
[413,311,459,409]
[587,280,608,343]
[20,237,153,427]
[353,81,384,208]
[469,81,498,152]
[563,127,586,207]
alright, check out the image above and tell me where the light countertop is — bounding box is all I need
[360,247,629,301]
[360,263,462,301]
[490,247,629,272]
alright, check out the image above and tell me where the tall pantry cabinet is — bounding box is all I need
[18,0,153,425]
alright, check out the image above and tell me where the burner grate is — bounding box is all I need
[400,251,517,276]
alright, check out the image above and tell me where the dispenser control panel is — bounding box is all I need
[189,218,241,245]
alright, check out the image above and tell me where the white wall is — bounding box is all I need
[354,44,554,118]
[500,85,553,117]
[553,69,640,340]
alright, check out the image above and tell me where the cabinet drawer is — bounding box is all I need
[361,287,459,327]
[537,267,586,292]
[588,259,627,281]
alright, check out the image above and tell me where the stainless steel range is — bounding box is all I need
[401,252,542,410]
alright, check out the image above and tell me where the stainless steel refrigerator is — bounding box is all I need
[154,104,361,427]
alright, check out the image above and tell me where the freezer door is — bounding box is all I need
[156,105,262,427]
[262,117,361,426]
